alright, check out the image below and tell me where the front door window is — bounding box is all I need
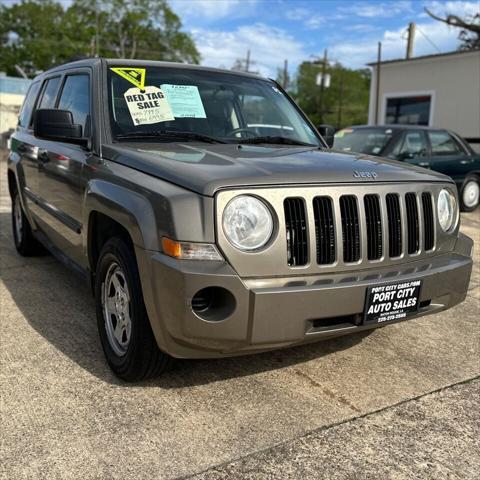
[58,74,90,133]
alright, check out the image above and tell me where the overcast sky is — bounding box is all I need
[170,0,479,75]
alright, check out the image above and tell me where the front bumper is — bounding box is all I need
[136,233,473,359]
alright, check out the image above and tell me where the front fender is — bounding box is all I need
[83,179,159,252]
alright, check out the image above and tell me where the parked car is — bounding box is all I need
[8,59,473,381]
[333,125,480,211]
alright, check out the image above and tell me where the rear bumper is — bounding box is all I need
[136,233,474,359]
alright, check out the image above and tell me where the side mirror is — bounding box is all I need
[317,124,335,148]
[34,109,87,146]
[399,151,415,161]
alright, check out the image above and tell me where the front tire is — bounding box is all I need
[460,176,480,212]
[95,236,172,381]
[11,189,44,256]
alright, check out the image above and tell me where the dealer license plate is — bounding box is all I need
[364,280,422,324]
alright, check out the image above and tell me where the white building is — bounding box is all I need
[368,49,480,151]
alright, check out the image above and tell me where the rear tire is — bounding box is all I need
[460,176,480,212]
[11,189,45,256]
[95,236,172,381]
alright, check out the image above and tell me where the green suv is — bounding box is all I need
[333,125,480,212]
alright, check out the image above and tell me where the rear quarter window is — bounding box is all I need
[18,81,41,128]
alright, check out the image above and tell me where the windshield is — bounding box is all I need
[333,127,397,155]
[107,65,320,146]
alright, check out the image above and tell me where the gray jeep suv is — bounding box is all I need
[7,58,473,381]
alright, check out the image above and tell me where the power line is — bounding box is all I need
[416,26,442,53]
[2,36,177,57]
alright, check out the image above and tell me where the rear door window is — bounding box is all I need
[18,81,41,127]
[58,74,90,132]
[38,77,61,109]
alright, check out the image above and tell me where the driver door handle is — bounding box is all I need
[419,162,430,167]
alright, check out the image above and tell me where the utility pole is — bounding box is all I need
[337,69,345,128]
[282,59,288,88]
[241,49,258,74]
[374,42,382,125]
[95,0,100,57]
[319,48,328,124]
[406,22,416,59]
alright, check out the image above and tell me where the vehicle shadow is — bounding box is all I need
[1,212,370,389]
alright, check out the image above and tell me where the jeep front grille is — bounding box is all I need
[340,195,361,263]
[405,192,420,254]
[422,192,435,251]
[386,193,402,258]
[313,196,336,265]
[284,189,437,267]
[284,197,308,266]
[216,185,448,278]
[364,194,382,261]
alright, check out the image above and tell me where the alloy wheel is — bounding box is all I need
[13,194,23,242]
[463,180,480,209]
[102,262,132,356]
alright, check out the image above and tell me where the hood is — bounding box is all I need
[102,143,451,196]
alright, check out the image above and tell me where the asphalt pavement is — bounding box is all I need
[1,155,479,479]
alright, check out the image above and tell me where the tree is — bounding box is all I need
[0,0,199,78]
[66,0,199,62]
[294,61,370,129]
[0,0,78,76]
[425,7,480,50]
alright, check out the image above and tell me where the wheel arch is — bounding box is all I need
[83,180,160,272]
[464,170,480,180]
[87,211,134,274]
[458,171,480,191]
[85,188,171,360]
[459,171,480,211]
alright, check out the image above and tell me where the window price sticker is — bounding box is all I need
[161,84,207,118]
[124,86,174,125]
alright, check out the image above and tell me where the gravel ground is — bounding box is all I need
[1,152,479,479]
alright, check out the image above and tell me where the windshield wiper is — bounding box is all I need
[116,130,226,144]
[234,136,316,147]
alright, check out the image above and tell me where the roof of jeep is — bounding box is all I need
[33,57,268,81]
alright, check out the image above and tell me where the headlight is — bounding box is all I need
[437,189,457,232]
[222,195,274,251]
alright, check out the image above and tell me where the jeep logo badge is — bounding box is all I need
[353,170,378,180]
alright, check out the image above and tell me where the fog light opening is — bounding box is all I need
[191,287,236,322]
